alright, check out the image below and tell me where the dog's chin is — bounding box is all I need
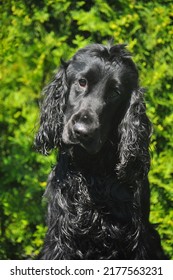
[81,142,102,155]
[62,136,103,155]
[62,129,103,155]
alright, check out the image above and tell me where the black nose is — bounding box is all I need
[73,122,90,140]
[72,111,95,141]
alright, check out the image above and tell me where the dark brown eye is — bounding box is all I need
[107,86,120,102]
[79,78,87,87]
[113,87,120,96]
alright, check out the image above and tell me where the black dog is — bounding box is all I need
[35,43,166,259]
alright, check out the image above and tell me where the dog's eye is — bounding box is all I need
[109,87,120,99]
[78,78,87,87]
[114,88,120,96]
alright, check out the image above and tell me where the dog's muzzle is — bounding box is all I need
[62,109,101,154]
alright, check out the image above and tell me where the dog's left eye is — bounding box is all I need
[114,88,120,96]
[109,87,120,99]
[78,78,87,87]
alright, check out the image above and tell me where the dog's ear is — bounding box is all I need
[116,88,152,181]
[35,63,69,154]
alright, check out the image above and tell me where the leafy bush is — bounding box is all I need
[1,0,172,259]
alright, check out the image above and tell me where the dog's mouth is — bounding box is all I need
[62,124,103,155]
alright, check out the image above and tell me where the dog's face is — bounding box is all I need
[36,44,150,179]
[62,46,138,154]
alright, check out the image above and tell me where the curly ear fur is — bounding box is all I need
[116,88,152,181]
[35,64,68,154]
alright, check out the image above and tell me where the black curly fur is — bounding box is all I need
[35,43,166,259]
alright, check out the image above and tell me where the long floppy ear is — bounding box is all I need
[35,63,69,154]
[116,88,152,181]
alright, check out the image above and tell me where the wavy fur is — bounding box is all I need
[35,43,166,259]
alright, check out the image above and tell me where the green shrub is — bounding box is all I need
[1,0,172,259]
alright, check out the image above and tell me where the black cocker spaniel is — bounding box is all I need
[35,43,166,259]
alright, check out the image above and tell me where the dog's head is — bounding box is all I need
[35,44,151,177]
[62,44,139,154]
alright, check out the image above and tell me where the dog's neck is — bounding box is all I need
[60,137,119,177]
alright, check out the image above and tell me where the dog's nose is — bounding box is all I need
[73,111,92,124]
[73,122,90,140]
[72,111,95,141]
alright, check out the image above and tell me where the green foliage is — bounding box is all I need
[1,0,173,259]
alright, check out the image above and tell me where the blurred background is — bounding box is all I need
[0,0,173,259]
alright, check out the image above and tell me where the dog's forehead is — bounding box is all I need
[67,56,121,80]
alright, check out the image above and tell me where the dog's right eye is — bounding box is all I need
[78,78,87,87]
